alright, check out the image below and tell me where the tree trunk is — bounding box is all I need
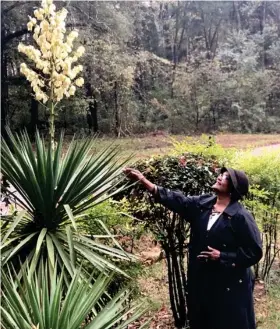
[233,1,241,31]
[29,97,39,140]
[211,103,216,130]
[162,4,172,61]
[162,215,188,329]
[277,5,280,38]
[191,88,200,131]
[171,2,180,98]
[135,62,145,102]
[260,1,267,70]
[85,82,99,133]
[259,1,267,34]
[1,32,9,139]
[89,97,98,133]
[114,81,120,137]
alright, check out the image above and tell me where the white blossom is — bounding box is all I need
[18,0,85,103]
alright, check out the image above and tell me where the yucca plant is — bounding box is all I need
[1,262,149,329]
[1,129,136,278]
[1,0,138,278]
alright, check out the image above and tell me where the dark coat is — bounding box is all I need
[156,187,263,329]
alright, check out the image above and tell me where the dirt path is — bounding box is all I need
[252,143,280,155]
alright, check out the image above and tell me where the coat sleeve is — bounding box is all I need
[219,211,263,269]
[154,186,200,220]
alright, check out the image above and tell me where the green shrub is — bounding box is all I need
[115,152,220,241]
[171,134,237,165]
[231,149,280,206]
[81,200,140,235]
[79,200,146,298]
[171,135,280,208]
[80,199,146,253]
[243,186,280,281]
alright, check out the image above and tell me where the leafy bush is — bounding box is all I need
[79,199,146,259]
[171,135,280,207]
[244,186,280,281]
[80,199,144,238]
[116,153,220,221]
[232,148,280,206]
[79,199,146,296]
[171,134,237,166]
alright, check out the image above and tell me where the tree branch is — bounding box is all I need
[2,23,86,48]
[70,4,109,33]
[1,1,28,16]
[2,28,30,47]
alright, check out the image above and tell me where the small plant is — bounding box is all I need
[244,185,280,281]
[170,134,237,165]
[81,199,145,253]
[232,148,280,207]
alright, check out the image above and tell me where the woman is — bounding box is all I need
[123,166,263,329]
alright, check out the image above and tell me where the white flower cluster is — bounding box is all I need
[18,0,85,103]
[20,63,48,103]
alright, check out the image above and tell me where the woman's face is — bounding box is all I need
[212,171,231,194]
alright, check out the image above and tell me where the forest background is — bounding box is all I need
[1,1,280,329]
[2,0,280,137]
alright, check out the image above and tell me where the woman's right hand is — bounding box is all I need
[123,167,157,194]
[123,167,145,181]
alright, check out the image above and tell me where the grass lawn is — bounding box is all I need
[83,133,280,160]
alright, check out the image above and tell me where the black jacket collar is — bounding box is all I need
[198,194,242,217]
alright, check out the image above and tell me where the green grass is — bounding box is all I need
[267,286,280,328]
[62,133,280,161]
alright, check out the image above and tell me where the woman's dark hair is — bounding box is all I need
[229,180,242,201]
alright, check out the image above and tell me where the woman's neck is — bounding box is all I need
[215,193,231,209]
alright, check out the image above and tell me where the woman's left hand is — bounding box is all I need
[197,246,221,261]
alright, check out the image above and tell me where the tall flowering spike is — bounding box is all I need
[18,0,85,102]
[18,0,85,145]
